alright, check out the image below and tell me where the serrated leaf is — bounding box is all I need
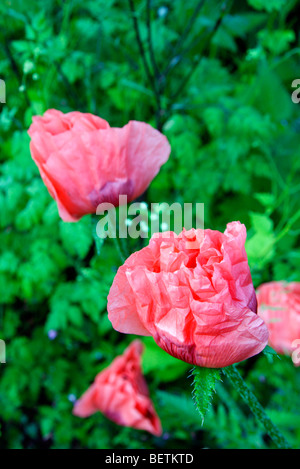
[191,367,221,423]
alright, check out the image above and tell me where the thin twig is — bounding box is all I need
[146,0,163,130]
[128,0,154,87]
[54,61,86,111]
[128,0,163,130]
[170,0,233,102]
[146,0,160,78]
[162,0,206,78]
[2,40,31,108]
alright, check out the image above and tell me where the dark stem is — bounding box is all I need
[146,0,163,130]
[146,0,160,78]
[128,0,163,130]
[3,40,31,108]
[170,0,233,102]
[128,0,153,85]
[162,0,206,78]
[54,61,86,112]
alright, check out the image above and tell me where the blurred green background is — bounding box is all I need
[0,0,300,449]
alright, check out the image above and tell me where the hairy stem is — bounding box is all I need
[223,365,291,449]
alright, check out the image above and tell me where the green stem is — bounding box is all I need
[223,365,291,449]
[112,236,126,264]
[119,236,131,259]
[91,214,104,256]
[91,214,127,263]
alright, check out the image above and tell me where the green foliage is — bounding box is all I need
[0,0,300,450]
[248,0,287,13]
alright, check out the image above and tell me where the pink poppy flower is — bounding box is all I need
[28,109,171,222]
[257,281,300,365]
[73,340,162,436]
[107,222,269,368]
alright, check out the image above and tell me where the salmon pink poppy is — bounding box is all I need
[107,222,269,368]
[257,281,300,364]
[28,109,171,222]
[73,340,162,436]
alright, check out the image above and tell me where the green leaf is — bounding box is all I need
[249,212,274,234]
[254,193,275,209]
[248,0,286,12]
[262,345,281,363]
[191,367,221,423]
[259,29,295,55]
[246,212,275,269]
[59,218,93,260]
[157,390,205,429]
